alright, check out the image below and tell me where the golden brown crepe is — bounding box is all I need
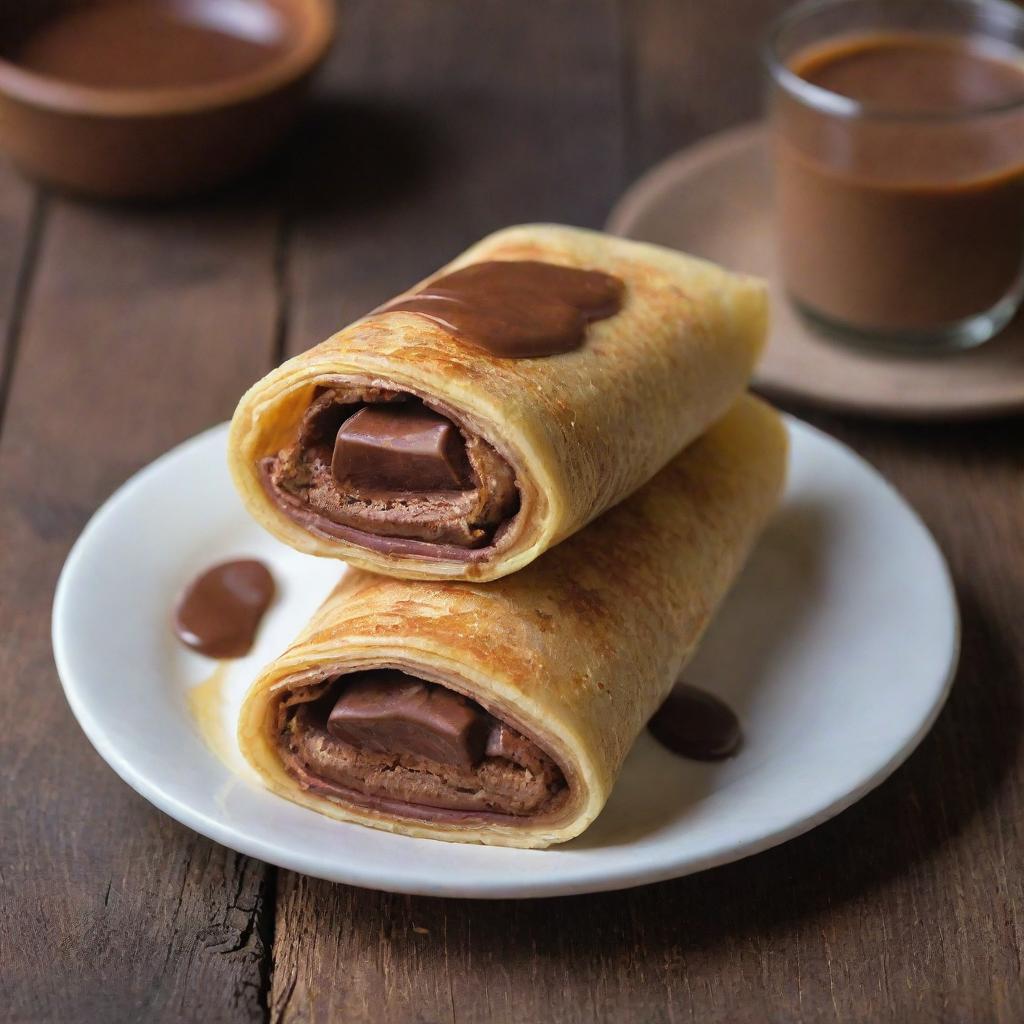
[238,397,788,848]
[228,224,768,582]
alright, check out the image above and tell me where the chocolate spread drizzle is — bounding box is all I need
[379,259,624,357]
[647,682,741,761]
[173,559,275,659]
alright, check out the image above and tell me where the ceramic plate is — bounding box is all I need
[607,122,1024,420]
[53,418,958,898]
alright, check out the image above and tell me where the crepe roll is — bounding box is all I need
[238,397,788,848]
[228,224,768,582]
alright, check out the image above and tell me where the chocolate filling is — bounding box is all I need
[277,670,568,821]
[262,385,520,554]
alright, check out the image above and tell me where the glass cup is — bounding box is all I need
[764,0,1024,351]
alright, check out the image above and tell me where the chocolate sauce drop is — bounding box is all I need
[648,682,741,761]
[173,559,275,659]
[379,260,624,358]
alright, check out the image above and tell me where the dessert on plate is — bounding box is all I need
[228,224,767,582]
[238,398,787,848]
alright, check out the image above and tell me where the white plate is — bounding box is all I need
[53,418,958,898]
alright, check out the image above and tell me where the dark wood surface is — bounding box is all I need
[2,2,1022,1021]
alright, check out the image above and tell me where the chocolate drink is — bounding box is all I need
[6,0,290,90]
[775,32,1024,335]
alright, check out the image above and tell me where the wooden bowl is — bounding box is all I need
[0,0,335,200]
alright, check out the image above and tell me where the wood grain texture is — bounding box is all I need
[620,0,791,177]
[280,0,623,357]
[0,168,41,428]
[3,0,1023,1021]
[0,182,282,1021]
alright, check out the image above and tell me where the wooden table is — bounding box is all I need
[3,2,1022,1020]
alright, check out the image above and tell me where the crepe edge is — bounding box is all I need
[237,641,608,850]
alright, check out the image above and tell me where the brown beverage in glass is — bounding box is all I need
[767,0,1024,350]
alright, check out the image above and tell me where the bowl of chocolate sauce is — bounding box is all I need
[0,0,335,199]
[766,0,1024,351]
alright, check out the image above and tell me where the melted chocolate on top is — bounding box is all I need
[647,682,741,761]
[173,559,275,659]
[379,260,624,358]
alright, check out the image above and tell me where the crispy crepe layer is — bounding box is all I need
[228,224,768,582]
[239,397,788,848]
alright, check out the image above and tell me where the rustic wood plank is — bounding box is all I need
[3,0,1013,1020]
[0,163,42,427]
[281,0,624,357]
[620,0,791,177]
[0,181,282,1021]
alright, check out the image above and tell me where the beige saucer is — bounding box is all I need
[607,122,1024,420]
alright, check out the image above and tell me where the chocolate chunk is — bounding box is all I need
[485,722,521,760]
[379,260,625,358]
[327,671,490,767]
[331,403,471,491]
[285,699,566,818]
[647,682,741,761]
[173,559,275,659]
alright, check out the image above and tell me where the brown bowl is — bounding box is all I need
[0,0,335,200]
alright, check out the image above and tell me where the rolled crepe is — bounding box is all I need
[228,224,767,582]
[238,397,788,848]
